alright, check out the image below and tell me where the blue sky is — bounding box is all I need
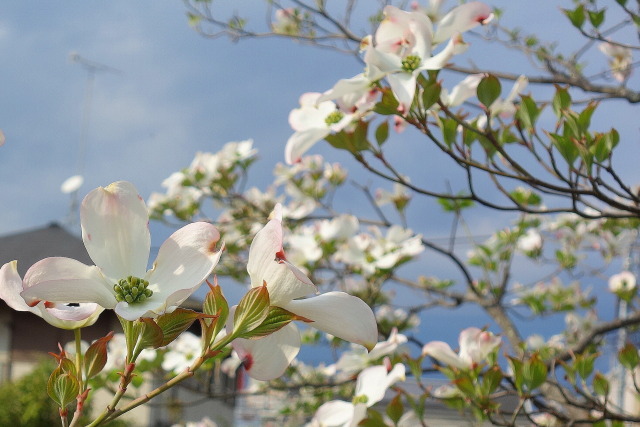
[0,1,360,235]
[0,1,637,353]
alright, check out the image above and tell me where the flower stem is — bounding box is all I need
[74,328,84,391]
[68,328,85,427]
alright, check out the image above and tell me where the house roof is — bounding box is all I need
[0,222,92,275]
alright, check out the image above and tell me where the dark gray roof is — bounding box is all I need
[0,222,91,276]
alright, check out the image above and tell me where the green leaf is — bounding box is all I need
[440,117,458,147]
[243,306,311,339]
[482,366,503,395]
[593,372,609,396]
[233,285,270,337]
[203,281,229,340]
[47,368,79,409]
[516,95,541,132]
[575,353,596,380]
[156,308,215,347]
[53,357,77,376]
[552,86,571,117]
[84,332,114,380]
[136,318,164,349]
[577,101,598,133]
[325,130,349,150]
[375,121,389,146]
[588,9,605,28]
[453,375,477,397]
[360,408,387,427]
[351,120,371,152]
[421,80,442,110]
[437,195,474,213]
[462,120,478,146]
[187,12,202,27]
[522,354,547,391]
[386,394,404,424]
[562,5,585,28]
[477,75,502,109]
[326,121,370,154]
[373,88,399,115]
[549,132,578,165]
[618,342,640,370]
[510,188,542,206]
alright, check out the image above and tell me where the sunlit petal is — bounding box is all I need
[285,128,331,165]
[0,261,32,312]
[81,181,150,281]
[434,1,492,44]
[146,222,222,306]
[282,291,378,350]
[422,341,468,369]
[21,257,116,309]
[314,400,354,426]
[247,216,316,305]
[235,323,301,381]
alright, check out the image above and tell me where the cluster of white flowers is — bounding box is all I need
[307,362,406,427]
[148,140,258,220]
[512,279,593,314]
[375,305,421,331]
[608,271,637,301]
[564,311,598,345]
[375,182,412,212]
[525,333,565,354]
[516,228,543,253]
[162,331,202,373]
[599,41,633,82]
[543,210,634,261]
[422,327,501,370]
[336,328,409,375]
[103,333,156,372]
[334,224,425,276]
[285,2,494,163]
[272,8,299,35]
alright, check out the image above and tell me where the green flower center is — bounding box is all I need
[401,55,421,73]
[114,276,153,304]
[352,395,369,405]
[325,111,345,126]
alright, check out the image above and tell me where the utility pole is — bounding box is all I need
[613,229,640,413]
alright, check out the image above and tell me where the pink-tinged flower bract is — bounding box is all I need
[0,260,103,329]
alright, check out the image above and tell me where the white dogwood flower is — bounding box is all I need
[21,181,223,321]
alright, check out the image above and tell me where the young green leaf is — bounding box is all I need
[203,280,229,339]
[243,306,311,339]
[84,331,114,380]
[375,121,389,146]
[386,394,404,425]
[233,284,270,337]
[156,308,216,347]
[47,368,79,409]
[562,5,585,28]
[477,75,502,109]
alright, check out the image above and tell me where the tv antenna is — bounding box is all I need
[62,53,121,228]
